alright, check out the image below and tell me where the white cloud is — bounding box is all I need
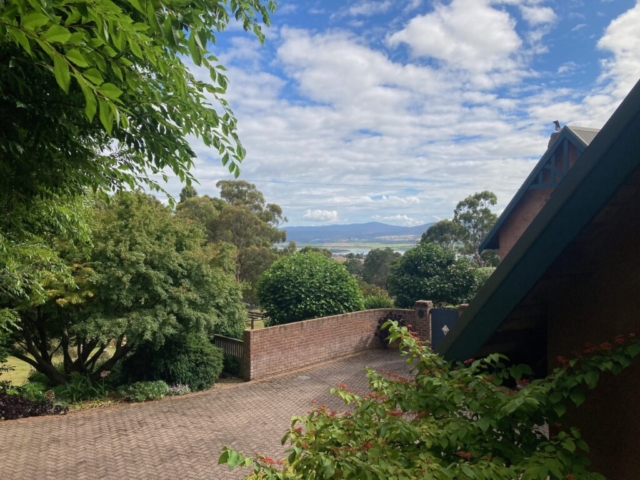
[557,61,579,75]
[347,1,392,17]
[572,23,587,32]
[303,209,339,222]
[519,5,556,25]
[387,0,522,74]
[597,2,640,99]
[372,214,424,226]
[278,4,298,14]
[173,3,640,228]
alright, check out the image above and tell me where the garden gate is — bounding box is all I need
[430,308,460,349]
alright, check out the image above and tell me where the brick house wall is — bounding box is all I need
[242,306,432,381]
[497,139,581,261]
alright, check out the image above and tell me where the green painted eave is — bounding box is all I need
[439,80,640,362]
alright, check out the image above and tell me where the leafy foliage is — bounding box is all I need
[257,253,364,325]
[0,0,276,201]
[5,191,245,385]
[363,294,394,310]
[421,219,467,252]
[0,0,274,336]
[167,384,191,396]
[343,256,364,277]
[374,312,406,347]
[54,372,108,402]
[221,325,640,480]
[118,380,168,402]
[121,334,224,391]
[223,354,242,376]
[421,192,499,267]
[388,242,476,308]
[362,248,401,289]
[0,392,68,420]
[453,191,498,256]
[18,381,48,401]
[175,182,287,305]
[471,267,496,296]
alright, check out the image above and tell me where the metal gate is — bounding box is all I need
[430,308,460,349]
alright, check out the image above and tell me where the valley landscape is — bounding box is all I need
[282,222,433,254]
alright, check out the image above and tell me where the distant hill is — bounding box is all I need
[283,222,433,244]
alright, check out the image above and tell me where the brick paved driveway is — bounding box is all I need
[0,350,408,480]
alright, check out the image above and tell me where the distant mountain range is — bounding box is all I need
[283,222,433,244]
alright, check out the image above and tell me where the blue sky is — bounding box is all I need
[162,0,640,226]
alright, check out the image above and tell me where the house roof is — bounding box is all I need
[437,80,640,363]
[480,125,599,252]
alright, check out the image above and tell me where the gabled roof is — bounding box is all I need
[438,80,640,362]
[480,125,599,251]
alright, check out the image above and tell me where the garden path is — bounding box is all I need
[0,349,409,480]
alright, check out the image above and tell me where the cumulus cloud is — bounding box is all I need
[171,2,639,228]
[597,2,640,99]
[347,1,392,17]
[303,209,339,222]
[387,0,522,74]
[519,5,556,25]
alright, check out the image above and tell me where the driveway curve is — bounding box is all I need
[0,349,409,480]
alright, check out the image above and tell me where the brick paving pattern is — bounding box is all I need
[0,350,409,480]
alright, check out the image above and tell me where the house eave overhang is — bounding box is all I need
[438,80,640,362]
[479,127,590,252]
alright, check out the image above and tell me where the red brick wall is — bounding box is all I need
[498,188,553,260]
[497,141,580,261]
[242,308,417,381]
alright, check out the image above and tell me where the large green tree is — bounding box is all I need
[421,192,499,267]
[421,219,467,252]
[362,248,401,289]
[175,183,287,305]
[453,191,498,266]
[5,192,245,385]
[387,242,475,308]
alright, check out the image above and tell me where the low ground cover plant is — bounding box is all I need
[118,381,169,403]
[221,323,640,479]
[0,392,68,420]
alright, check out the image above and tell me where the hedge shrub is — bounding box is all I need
[121,334,224,391]
[363,294,394,309]
[257,252,365,325]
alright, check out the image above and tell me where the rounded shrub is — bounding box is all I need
[257,252,365,325]
[364,294,394,310]
[121,334,223,391]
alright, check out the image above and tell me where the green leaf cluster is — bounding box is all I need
[5,191,245,385]
[362,248,401,289]
[421,192,499,267]
[175,182,287,305]
[222,325,640,480]
[257,252,365,325]
[388,242,476,308]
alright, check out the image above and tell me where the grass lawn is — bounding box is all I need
[1,347,117,387]
[1,356,33,386]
